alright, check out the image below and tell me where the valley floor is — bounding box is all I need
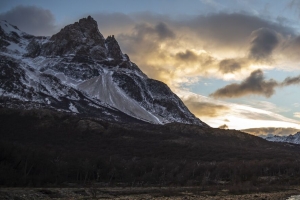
[0,186,299,200]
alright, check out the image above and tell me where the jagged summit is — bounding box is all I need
[0,17,207,126]
[26,16,125,61]
[105,35,125,61]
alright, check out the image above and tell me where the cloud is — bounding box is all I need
[281,75,300,86]
[218,58,244,73]
[0,5,56,36]
[210,69,278,98]
[210,69,300,98]
[182,12,294,52]
[91,12,135,37]
[246,100,289,113]
[154,22,175,39]
[183,96,230,117]
[239,110,285,121]
[120,21,175,43]
[178,91,300,129]
[218,124,228,129]
[242,127,300,136]
[249,28,280,60]
[294,112,300,118]
[175,50,198,62]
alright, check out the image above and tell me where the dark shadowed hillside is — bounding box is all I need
[1,108,300,189]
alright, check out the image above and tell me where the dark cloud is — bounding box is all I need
[249,28,279,60]
[281,75,300,86]
[210,69,300,98]
[183,13,294,49]
[219,59,242,73]
[210,69,278,98]
[0,5,56,36]
[175,50,198,61]
[278,35,300,62]
[174,50,215,67]
[112,12,295,56]
[218,124,228,129]
[131,22,175,41]
[184,98,229,117]
[118,22,175,54]
[154,22,175,39]
[242,127,300,136]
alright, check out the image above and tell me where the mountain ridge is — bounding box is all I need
[262,132,300,144]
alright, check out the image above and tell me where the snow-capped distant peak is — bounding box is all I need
[262,132,300,144]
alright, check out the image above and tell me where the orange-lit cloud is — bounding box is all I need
[178,90,300,130]
[184,96,230,117]
[242,127,300,136]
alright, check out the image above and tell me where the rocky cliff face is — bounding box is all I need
[0,16,207,126]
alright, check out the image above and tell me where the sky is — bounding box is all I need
[1,0,300,135]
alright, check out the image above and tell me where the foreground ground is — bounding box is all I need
[0,187,299,200]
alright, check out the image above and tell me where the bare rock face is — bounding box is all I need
[0,27,11,47]
[105,35,124,61]
[33,16,107,60]
[25,39,41,57]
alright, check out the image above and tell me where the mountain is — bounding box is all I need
[0,16,206,126]
[262,132,300,144]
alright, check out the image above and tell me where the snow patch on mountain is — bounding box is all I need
[77,71,163,124]
[0,20,22,35]
[69,103,79,113]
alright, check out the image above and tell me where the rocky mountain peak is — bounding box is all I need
[105,35,125,61]
[31,16,107,59]
[51,15,104,42]
[78,15,98,28]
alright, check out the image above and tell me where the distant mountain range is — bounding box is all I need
[262,132,300,144]
[0,16,207,126]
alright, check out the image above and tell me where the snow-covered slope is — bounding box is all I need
[0,16,207,126]
[262,132,300,144]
